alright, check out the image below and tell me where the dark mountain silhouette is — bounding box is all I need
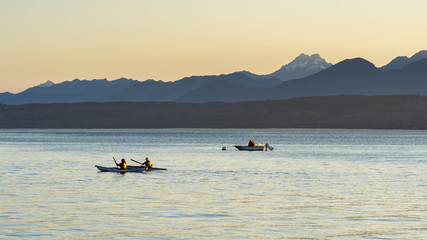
[97,73,281,102]
[268,58,385,99]
[380,58,427,94]
[1,52,427,104]
[0,73,281,104]
[175,58,427,102]
[0,78,139,105]
[380,50,427,70]
[275,57,427,98]
[174,80,265,103]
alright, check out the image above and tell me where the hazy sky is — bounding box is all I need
[1,0,426,93]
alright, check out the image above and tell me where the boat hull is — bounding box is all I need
[234,145,268,151]
[95,165,167,172]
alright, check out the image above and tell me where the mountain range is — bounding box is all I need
[380,50,427,71]
[1,51,427,104]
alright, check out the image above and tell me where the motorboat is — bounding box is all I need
[234,143,274,151]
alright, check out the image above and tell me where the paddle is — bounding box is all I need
[113,157,119,168]
[131,159,143,165]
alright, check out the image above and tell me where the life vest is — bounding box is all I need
[119,162,127,169]
[146,161,152,168]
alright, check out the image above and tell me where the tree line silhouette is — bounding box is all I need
[1,95,427,129]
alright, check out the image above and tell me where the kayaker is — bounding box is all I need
[117,158,127,169]
[142,157,152,170]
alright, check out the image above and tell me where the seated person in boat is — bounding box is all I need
[248,139,255,147]
[117,158,127,169]
[142,157,153,170]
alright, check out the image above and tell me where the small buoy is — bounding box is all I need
[222,146,227,151]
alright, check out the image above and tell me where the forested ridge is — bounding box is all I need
[1,95,427,129]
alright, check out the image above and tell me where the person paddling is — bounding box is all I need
[141,157,152,170]
[116,158,127,169]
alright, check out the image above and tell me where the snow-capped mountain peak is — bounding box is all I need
[237,53,332,81]
[36,80,55,88]
[271,53,332,81]
[284,53,329,70]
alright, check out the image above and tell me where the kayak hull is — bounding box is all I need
[95,165,167,172]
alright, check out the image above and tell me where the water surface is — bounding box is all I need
[0,129,426,239]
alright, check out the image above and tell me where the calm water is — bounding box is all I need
[0,129,426,239]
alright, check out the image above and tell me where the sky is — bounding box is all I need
[1,0,426,93]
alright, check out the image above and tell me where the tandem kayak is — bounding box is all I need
[95,165,167,172]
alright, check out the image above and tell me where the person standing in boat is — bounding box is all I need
[117,158,127,169]
[141,157,153,170]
